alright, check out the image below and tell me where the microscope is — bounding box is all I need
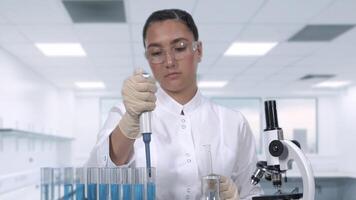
[251,100,315,200]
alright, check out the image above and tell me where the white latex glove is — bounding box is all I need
[118,69,157,139]
[220,176,239,200]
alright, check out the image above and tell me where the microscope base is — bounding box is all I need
[252,193,303,200]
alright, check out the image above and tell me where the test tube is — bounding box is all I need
[122,168,133,200]
[133,168,145,200]
[53,168,62,199]
[146,167,156,200]
[202,144,213,175]
[201,144,220,200]
[64,167,74,200]
[75,168,86,200]
[87,167,99,200]
[41,167,54,200]
[201,175,220,200]
[110,168,121,200]
[99,168,110,200]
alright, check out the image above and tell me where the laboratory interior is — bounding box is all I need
[0,0,356,200]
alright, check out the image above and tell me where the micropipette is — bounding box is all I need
[140,72,153,177]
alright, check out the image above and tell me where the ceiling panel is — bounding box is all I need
[89,56,133,68]
[0,0,355,96]
[295,56,356,68]
[251,56,304,69]
[1,43,43,57]
[198,24,244,42]
[312,42,356,58]
[0,0,71,24]
[18,24,77,43]
[22,57,92,68]
[202,42,231,56]
[237,24,305,42]
[241,65,285,78]
[252,0,334,23]
[311,0,356,24]
[330,27,356,43]
[127,0,195,23]
[0,25,29,43]
[73,24,131,42]
[194,0,265,23]
[82,42,132,57]
[0,14,9,24]
[213,57,258,69]
[267,42,327,56]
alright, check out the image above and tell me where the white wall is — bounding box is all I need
[314,86,356,175]
[0,49,75,136]
[73,96,101,166]
[0,48,75,194]
[335,86,356,174]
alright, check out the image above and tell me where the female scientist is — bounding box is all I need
[86,9,262,200]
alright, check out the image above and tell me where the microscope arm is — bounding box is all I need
[279,140,315,200]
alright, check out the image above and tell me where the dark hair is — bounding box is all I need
[142,9,199,47]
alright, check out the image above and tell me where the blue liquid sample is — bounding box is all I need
[88,183,97,200]
[99,184,109,200]
[133,184,144,200]
[147,182,156,200]
[76,184,85,200]
[122,184,132,200]
[64,184,74,200]
[110,184,120,200]
[41,184,49,200]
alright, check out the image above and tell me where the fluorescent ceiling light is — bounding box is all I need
[35,43,86,57]
[313,81,351,88]
[75,81,106,89]
[224,42,278,56]
[198,81,228,88]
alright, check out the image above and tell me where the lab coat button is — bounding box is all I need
[185,153,190,157]
[181,119,185,123]
[187,159,191,163]
[185,194,190,199]
[187,188,191,193]
[181,125,186,129]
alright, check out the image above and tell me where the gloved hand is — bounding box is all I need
[118,69,157,139]
[220,176,239,200]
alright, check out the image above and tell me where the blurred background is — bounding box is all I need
[0,0,355,199]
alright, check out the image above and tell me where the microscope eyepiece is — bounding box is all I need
[264,100,280,131]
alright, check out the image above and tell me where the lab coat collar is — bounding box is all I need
[156,87,203,115]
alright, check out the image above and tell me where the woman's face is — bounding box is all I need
[144,19,202,95]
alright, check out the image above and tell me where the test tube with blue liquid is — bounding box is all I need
[87,167,98,200]
[133,168,145,200]
[64,167,74,200]
[110,168,121,200]
[75,167,86,200]
[99,168,110,200]
[122,168,133,200]
[146,167,156,200]
[41,167,54,200]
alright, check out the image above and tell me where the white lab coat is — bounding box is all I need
[86,88,262,200]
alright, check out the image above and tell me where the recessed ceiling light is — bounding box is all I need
[224,42,278,56]
[313,81,351,88]
[198,81,228,88]
[75,81,106,89]
[35,43,86,57]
